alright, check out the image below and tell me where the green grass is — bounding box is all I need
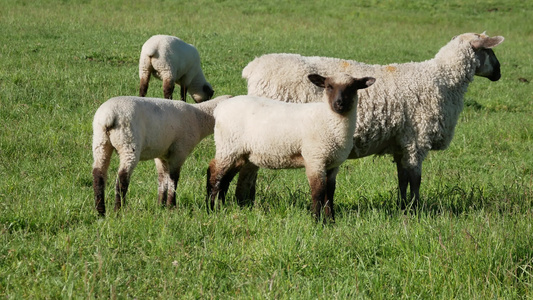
[1,0,533,298]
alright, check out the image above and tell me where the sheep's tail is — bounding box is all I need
[241,58,257,80]
[139,45,156,96]
[139,44,157,80]
[91,111,115,173]
[242,58,267,96]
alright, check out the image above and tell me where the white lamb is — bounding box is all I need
[241,32,504,209]
[92,94,232,216]
[207,74,375,221]
[139,35,214,102]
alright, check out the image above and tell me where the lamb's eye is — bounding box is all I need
[327,84,333,90]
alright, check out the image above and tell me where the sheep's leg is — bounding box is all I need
[219,167,240,204]
[139,75,150,97]
[114,151,138,212]
[394,155,409,209]
[207,159,240,211]
[307,169,327,221]
[235,165,259,206]
[93,168,107,217]
[207,159,225,211]
[157,173,169,207]
[155,159,169,206]
[180,86,188,102]
[206,163,214,210]
[407,167,421,209]
[235,163,259,206]
[167,168,181,207]
[394,155,422,210]
[92,138,114,217]
[218,158,248,205]
[324,167,339,221]
[163,79,175,99]
[115,168,131,212]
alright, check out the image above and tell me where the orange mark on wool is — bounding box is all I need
[340,60,350,70]
[385,65,397,72]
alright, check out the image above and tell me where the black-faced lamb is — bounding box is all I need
[241,32,504,209]
[206,74,375,221]
[139,35,214,102]
[92,95,231,216]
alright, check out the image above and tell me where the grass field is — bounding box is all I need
[1,0,532,298]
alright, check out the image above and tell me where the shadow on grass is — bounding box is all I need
[11,181,527,236]
[210,180,533,222]
[335,182,533,219]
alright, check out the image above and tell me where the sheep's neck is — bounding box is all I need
[193,100,223,137]
[434,42,477,88]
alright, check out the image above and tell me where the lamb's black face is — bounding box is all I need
[328,76,376,115]
[308,74,375,115]
[475,48,501,81]
[328,82,358,115]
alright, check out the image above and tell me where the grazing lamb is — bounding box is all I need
[207,74,375,221]
[92,95,232,216]
[139,35,214,102]
[241,32,504,209]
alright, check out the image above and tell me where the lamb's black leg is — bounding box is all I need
[93,168,106,216]
[163,79,174,99]
[219,168,240,205]
[307,171,327,222]
[180,86,187,101]
[394,154,423,210]
[407,167,422,209]
[115,169,130,212]
[394,155,409,209]
[235,163,259,206]
[207,159,234,212]
[324,167,339,222]
[167,168,180,207]
[139,76,150,97]
[206,164,214,211]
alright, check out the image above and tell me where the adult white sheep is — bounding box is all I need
[139,35,214,102]
[241,32,504,209]
[92,95,232,216]
[207,74,375,221]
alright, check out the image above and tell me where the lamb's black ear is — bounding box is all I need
[355,77,376,89]
[308,74,326,88]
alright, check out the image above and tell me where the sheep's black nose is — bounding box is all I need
[488,62,501,81]
[489,68,501,81]
[333,98,349,114]
[489,73,501,81]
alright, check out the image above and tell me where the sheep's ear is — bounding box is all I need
[471,36,505,50]
[363,77,376,88]
[308,74,326,88]
[355,77,376,89]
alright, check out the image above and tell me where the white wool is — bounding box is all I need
[213,96,355,172]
